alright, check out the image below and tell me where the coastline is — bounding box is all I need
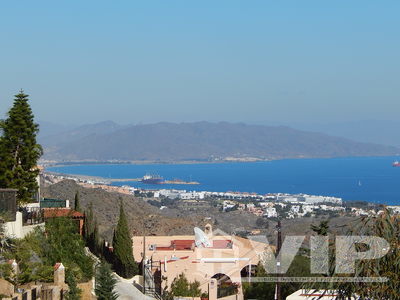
[40,154,399,169]
[43,171,200,185]
[42,155,400,206]
[40,158,270,168]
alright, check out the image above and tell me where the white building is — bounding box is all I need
[178,191,205,200]
[223,200,237,211]
[387,205,400,214]
[301,194,342,205]
[158,189,182,199]
[302,205,317,215]
[264,207,277,218]
[4,212,44,239]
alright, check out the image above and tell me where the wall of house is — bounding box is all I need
[2,284,42,300]
[0,278,14,297]
[77,280,95,300]
[217,294,244,300]
[4,212,44,239]
[132,235,267,296]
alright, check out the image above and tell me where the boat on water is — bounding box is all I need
[141,174,164,184]
[393,161,400,167]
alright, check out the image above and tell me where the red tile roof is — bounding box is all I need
[43,208,84,218]
[154,239,233,251]
[155,240,195,251]
[212,240,232,249]
[54,263,64,271]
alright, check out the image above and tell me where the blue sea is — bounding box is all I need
[47,156,400,205]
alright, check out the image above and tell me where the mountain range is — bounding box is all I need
[283,120,400,148]
[38,121,399,162]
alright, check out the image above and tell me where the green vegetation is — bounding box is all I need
[74,191,81,212]
[0,90,42,204]
[165,273,201,299]
[65,271,82,300]
[336,209,400,299]
[217,281,240,298]
[112,201,138,278]
[0,217,14,255]
[305,209,399,299]
[0,91,97,298]
[95,261,118,300]
[255,217,269,228]
[274,204,291,219]
[243,256,311,299]
[84,202,101,256]
[44,217,94,281]
[310,220,329,236]
[0,217,93,287]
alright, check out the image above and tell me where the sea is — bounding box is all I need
[47,156,400,205]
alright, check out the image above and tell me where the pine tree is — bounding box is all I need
[0,90,42,204]
[95,260,118,300]
[74,191,81,212]
[112,201,138,278]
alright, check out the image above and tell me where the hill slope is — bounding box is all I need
[42,180,200,240]
[41,121,399,161]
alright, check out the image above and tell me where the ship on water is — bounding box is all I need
[141,174,164,184]
[393,161,400,167]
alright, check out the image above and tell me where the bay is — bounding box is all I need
[47,156,400,205]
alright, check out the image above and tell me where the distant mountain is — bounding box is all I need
[37,121,75,140]
[40,121,400,162]
[285,120,400,148]
[39,120,123,147]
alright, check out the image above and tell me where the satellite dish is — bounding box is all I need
[194,227,212,248]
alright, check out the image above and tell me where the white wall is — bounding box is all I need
[4,212,44,239]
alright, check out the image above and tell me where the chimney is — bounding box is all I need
[8,259,18,275]
[204,223,213,238]
[54,263,65,285]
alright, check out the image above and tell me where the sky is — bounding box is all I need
[0,1,399,125]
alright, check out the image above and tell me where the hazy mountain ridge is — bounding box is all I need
[39,121,399,162]
[39,120,123,147]
[285,120,400,148]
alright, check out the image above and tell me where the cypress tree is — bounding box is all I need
[93,219,101,255]
[84,202,94,249]
[112,201,138,278]
[95,260,118,300]
[0,90,42,204]
[74,191,81,212]
[83,202,101,256]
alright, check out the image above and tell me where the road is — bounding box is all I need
[114,273,155,300]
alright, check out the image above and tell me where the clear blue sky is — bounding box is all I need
[0,1,399,125]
